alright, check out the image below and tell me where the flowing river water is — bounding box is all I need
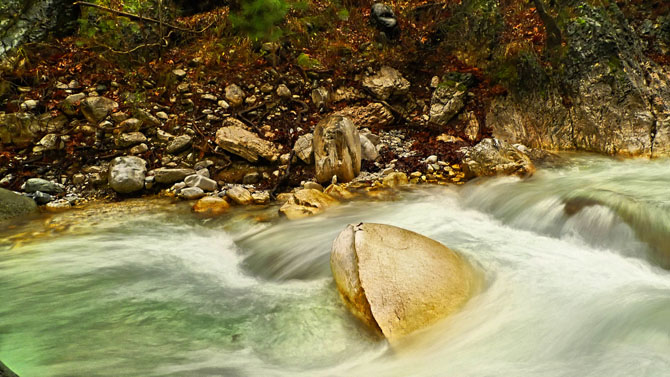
[1,155,670,376]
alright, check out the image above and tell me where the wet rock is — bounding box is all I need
[252,190,271,204]
[80,96,118,123]
[226,185,254,205]
[324,184,355,200]
[108,156,147,194]
[370,3,399,38]
[0,187,37,221]
[311,87,330,108]
[242,172,261,184]
[303,181,324,191]
[336,103,394,129]
[225,84,245,107]
[45,199,71,212]
[313,115,361,183]
[330,223,478,340]
[192,196,230,217]
[27,191,54,205]
[150,168,196,184]
[462,138,535,178]
[279,189,338,219]
[184,174,218,192]
[179,187,205,200]
[21,178,64,194]
[215,124,279,163]
[429,83,466,126]
[382,172,408,187]
[293,133,314,164]
[362,66,410,100]
[115,132,146,148]
[360,134,379,161]
[166,135,192,154]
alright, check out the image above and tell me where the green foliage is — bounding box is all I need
[296,52,320,69]
[229,0,290,41]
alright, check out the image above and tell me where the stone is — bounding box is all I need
[462,138,535,178]
[184,174,218,192]
[192,196,230,216]
[108,156,147,194]
[115,132,146,148]
[225,84,245,107]
[252,190,271,204]
[303,181,324,191]
[330,223,479,340]
[150,168,196,184]
[144,175,155,189]
[370,3,399,38]
[80,96,118,123]
[429,84,466,126]
[35,133,62,151]
[311,87,330,107]
[61,93,86,116]
[279,189,338,220]
[324,184,354,200]
[202,93,217,102]
[134,109,161,127]
[130,143,148,154]
[72,173,86,185]
[242,172,261,184]
[118,118,143,132]
[362,66,410,100]
[27,191,54,205]
[156,112,169,121]
[45,199,71,212]
[38,113,68,133]
[226,185,254,205]
[0,187,37,221]
[382,172,408,187]
[335,103,394,129]
[215,124,279,163]
[166,135,192,154]
[194,160,214,170]
[0,112,41,147]
[21,178,64,194]
[313,115,362,183]
[360,134,379,161]
[196,168,210,177]
[293,133,314,164]
[179,187,205,200]
[276,84,291,98]
[21,99,38,111]
[110,112,129,124]
[173,69,187,79]
[217,100,230,109]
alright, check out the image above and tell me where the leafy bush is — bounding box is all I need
[229,0,290,41]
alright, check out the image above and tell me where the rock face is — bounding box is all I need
[313,116,361,183]
[462,138,535,178]
[362,66,410,100]
[216,125,279,163]
[0,187,37,221]
[80,97,118,123]
[330,223,478,340]
[108,156,147,194]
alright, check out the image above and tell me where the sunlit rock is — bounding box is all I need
[313,115,361,184]
[279,189,338,220]
[331,223,479,341]
[462,138,535,178]
[192,196,230,217]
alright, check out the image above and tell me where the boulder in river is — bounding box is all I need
[462,138,535,178]
[0,188,37,222]
[279,189,338,220]
[330,223,479,340]
[108,156,147,194]
[313,115,361,183]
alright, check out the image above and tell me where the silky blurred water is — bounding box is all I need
[1,155,669,377]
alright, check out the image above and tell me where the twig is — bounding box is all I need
[73,1,215,34]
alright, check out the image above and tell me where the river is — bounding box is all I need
[1,155,669,376]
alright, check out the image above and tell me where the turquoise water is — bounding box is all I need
[1,155,670,376]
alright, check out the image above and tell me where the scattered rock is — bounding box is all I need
[166,135,192,154]
[115,132,147,148]
[313,115,362,183]
[311,87,330,108]
[225,84,245,107]
[172,69,187,79]
[462,138,535,178]
[242,172,261,184]
[303,181,324,191]
[119,118,143,132]
[362,66,410,100]
[360,134,379,161]
[21,178,64,194]
[179,187,205,200]
[382,172,408,187]
[151,168,196,184]
[330,223,479,340]
[130,143,148,154]
[184,174,218,192]
[226,185,254,205]
[108,156,147,194]
[276,84,291,98]
[0,187,37,221]
[61,93,86,115]
[429,84,466,126]
[336,103,394,129]
[45,199,71,212]
[252,190,271,204]
[34,133,62,152]
[80,96,118,123]
[134,109,161,128]
[293,133,314,164]
[279,189,338,219]
[192,196,230,216]
[324,184,355,200]
[215,124,279,163]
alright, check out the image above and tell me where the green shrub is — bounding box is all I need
[229,0,290,41]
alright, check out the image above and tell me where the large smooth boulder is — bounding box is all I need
[215,124,279,163]
[462,138,535,178]
[362,66,410,100]
[313,116,361,183]
[108,156,146,194]
[0,188,37,221]
[330,223,479,340]
[80,97,118,124]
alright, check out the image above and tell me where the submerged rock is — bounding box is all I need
[331,223,479,341]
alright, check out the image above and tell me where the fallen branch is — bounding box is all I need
[73,1,215,34]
